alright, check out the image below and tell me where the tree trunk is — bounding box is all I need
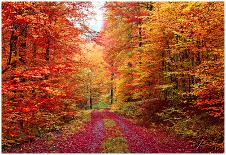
[46,39,50,61]
[110,73,114,104]
[110,63,114,104]
[138,25,142,48]
[8,23,18,66]
[32,43,37,65]
[18,23,28,64]
[89,88,92,109]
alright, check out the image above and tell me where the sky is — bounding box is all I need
[88,1,105,32]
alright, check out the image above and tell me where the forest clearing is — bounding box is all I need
[2,1,224,153]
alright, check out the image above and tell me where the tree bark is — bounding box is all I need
[32,43,37,65]
[46,39,50,61]
[110,72,114,104]
[8,23,18,66]
[18,23,28,64]
[89,88,92,109]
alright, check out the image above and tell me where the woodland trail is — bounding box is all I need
[10,110,201,153]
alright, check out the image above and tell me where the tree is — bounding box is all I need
[2,1,93,150]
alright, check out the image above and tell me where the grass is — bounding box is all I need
[101,137,129,153]
[111,101,143,119]
[92,101,109,109]
[103,119,116,127]
[60,110,92,136]
[102,118,129,153]
[44,109,92,148]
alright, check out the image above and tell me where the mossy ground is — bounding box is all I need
[101,119,129,153]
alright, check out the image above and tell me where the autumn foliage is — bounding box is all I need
[100,2,224,151]
[2,1,93,150]
[1,1,224,153]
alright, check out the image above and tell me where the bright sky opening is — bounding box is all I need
[88,1,105,32]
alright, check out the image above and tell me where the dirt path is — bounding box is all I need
[9,110,201,153]
[102,110,199,153]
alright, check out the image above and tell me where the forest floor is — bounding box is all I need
[9,109,204,153]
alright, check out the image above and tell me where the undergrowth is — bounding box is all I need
[111,99,224,153]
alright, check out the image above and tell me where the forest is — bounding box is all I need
[2,1,224,153]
